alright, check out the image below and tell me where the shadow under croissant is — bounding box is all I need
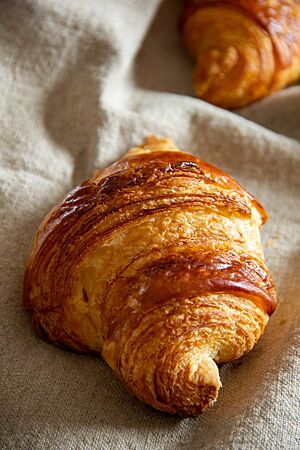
[187,252,300,446]
[24,238,296,430]
[16,306,291,432]
[133,0,194,97]
[10,185,297,438]
[238,87,300,142]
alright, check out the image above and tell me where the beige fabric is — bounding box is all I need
[0,0,299,448]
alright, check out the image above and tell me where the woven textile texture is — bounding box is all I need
[0,1,299,449]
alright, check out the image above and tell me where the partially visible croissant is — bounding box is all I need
[181,0,300,109]
[24,136,277,417]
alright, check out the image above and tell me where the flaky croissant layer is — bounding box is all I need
[24,136,277,416]
[181,0,300,109]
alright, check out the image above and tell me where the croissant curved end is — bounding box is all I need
[155,352,222,416]
[126,135,180,156]
[194,46,239,98]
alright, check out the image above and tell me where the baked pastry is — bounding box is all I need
[181,0,300,109]
[24,136,277,416]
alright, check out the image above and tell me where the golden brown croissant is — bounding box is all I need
[181,0,300,109]
[24,136,277,417]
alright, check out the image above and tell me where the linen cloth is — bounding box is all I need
[0,0,299,448]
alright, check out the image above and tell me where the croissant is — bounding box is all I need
[181,0,300,109]
[24,136,277,417]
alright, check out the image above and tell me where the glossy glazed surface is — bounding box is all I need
[24,136,277,416]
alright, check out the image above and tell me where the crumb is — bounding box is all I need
[279,318,286,326]
[265,239,275,248]
[265,233,282,248]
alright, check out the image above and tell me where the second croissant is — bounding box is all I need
[181,0,300,109]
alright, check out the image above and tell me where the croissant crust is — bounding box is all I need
[24,136,277,416]
[181,0,300,108]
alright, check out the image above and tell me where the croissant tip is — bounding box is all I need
[139,134,180,152]
[154,353,221,417]
[125,135,180,157]
[174,384,220,418]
